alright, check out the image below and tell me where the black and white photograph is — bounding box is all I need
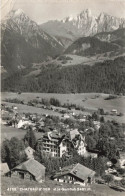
[1,0,125,195]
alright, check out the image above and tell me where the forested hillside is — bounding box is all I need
[2,56,125,94]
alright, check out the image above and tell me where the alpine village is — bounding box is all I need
[1,6,125,196]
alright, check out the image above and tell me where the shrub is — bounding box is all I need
[102,174,113,184]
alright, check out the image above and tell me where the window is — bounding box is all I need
[88,177,91,183]
[19,172,24,179]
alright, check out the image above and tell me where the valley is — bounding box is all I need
[1,5,125,196]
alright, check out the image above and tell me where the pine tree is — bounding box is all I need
[24,127,36,149]
[1,139,10,165]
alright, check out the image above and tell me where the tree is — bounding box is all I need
[1,139,11,165]
[24,127,36,149]
[100,116,105,123]
[92,112,100,121]
[9,137,26,168]
[117,168,125,175]
[120,179,125,188]
[102,174,113,184]
[98,108,105,115]
[1,137,27,169]
[85,136,96,150]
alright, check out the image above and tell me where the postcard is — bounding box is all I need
[1,0,125,195]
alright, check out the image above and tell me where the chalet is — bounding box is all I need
[1,163,9,176]
[111,109,118,115]
[12,106,18,110]
[93,121,100,130]
[52,163,95,186]
[7,159,45,182]
[63,114,70,119]
[37,129,86,157]
[17,119,34,129]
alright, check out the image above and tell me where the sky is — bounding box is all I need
[1,0,125,24]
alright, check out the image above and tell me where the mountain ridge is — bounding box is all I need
[41,9,125,48]
[1,9,64,74]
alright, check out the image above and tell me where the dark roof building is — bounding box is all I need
[53,163,95,185]
[7,159,45,182]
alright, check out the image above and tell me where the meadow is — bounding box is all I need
[2,177,125,196]
[2,92,125,112]
[1,124,43,143]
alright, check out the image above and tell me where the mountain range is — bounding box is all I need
[1,9,63,74]
[41,9,125,47]
[1,8,125,94]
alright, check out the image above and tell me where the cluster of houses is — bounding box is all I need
[2,143,124,185]
[1,102,125,188]
[1,142,96,186]
[1,159,96,185]
[1,102,94,134]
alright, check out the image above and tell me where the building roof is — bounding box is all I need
[12,159,45,181]
[25,146,35,153]
[1,163,9,175]
[43,131,64,141]
[53,163,95,181]
[24,146,35,159]
[69,129,79,140]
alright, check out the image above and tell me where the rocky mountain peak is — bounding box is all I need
[79,8,92,18]
[11,8,24,16]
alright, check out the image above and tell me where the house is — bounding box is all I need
[52,163,95,186]
[105,168,117,175]
[1,163,9,176]
[24,146,35,159]
[119,152,125,168]
[84,151,98,158]
[65,129,86,156]
[12,106,18,110]
[63,114,70,118]
[7,159,45,182]
[17,119,34,129]
[37,130,65,157]
[111,109,118,115]
[93,121,101,130]
[37,129,86,157]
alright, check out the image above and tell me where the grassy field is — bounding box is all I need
[2,92,125,123]
[1,124,43,143]
[31,54,123,69]
[2,101,62,117]
[1,177,125,196]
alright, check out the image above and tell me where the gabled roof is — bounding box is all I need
[25,146,35,153]
[1,163,9,175]
[69,129,80,140]
[53,163,95,181]
[12,159,45,180]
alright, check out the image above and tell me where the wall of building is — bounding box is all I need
[54,174,95,185]
[9,170,35,181]
[77,140,86,155]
